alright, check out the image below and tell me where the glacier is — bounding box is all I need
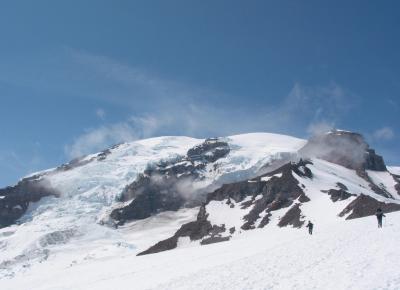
[1,131,400,290]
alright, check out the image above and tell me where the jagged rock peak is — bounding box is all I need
[299,129,386,171]
[187,137,230,163]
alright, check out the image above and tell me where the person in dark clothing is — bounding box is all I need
[306,221,314,235]
[376,208,386,228]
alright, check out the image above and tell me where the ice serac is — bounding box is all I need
[110,134,304,225]
[110,138,231,224]
[0,144,120,229]
[299,129,386,171]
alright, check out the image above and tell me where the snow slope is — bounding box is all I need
[388,166,400,176]
[367,169,400,198]
[167,158,400,250]
[0,137,201,274]
[186,133,306,187]
[2,211,400,290]
[0,133,306,280]
[1,132,399,289]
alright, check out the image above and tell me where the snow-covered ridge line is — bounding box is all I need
[388,166,400,176]
[138,157,400,256]
[0,133,307,276]
[1,130,399,285]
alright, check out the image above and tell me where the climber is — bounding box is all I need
[306,221,313,235]
[375,208,386,228]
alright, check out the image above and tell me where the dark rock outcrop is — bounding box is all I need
[299,130,386,171]
[237,160,311,229]
[338,194,400,219]
[0,178,59,228]
[364,149,386,171]
[277,203,305,228]
[56,157,92,172]
[200,236,230,245]
[137,205,214,255]
[56,146,115,172]
[187,138,230,163]
[336,182,348,191]
[324,188,355,202]
[110,174,186,223]
[356,170,393,199]
[139,160,312,255]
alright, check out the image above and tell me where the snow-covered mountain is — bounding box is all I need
[1,130,400,289]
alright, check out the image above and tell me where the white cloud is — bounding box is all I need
[65,82,353,159]
[64,115,164,158]
[307,121,336,136]
[286,82,352,121]
[96,108,106,119]
[372,127,395,141]
[283,82,354,137]
[64,123,137,158]
[63,51,357,159]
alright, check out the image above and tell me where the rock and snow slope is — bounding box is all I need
[0,133,305,277]
[388,166,400,176]
[0,131,399,289]
[138,157,400,255]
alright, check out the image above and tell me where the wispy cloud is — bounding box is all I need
[68,48,214,108]
[64,53,355,158]
[285,82,355,131]
[0,143,44,185]
[372,127,395,141]
[95,108,106,120]
[387,99,399,111]
[307,121,336,136]
[2,48,355,159]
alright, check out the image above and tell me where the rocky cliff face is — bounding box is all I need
[207,160,312,230]
[110,138,230,225]
[299,130,386,171]
[138,152,400,256]
[298,130,392,199]
[0,177,59,228]
[138,160,313,255]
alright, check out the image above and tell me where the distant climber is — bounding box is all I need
[375,208,386,228]
[306,221,313,235]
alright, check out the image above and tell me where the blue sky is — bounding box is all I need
[0,0,399,186]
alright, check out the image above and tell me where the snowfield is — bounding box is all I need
[1,132,399,290]
[388,166,400,176]
[2,211,400,290]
